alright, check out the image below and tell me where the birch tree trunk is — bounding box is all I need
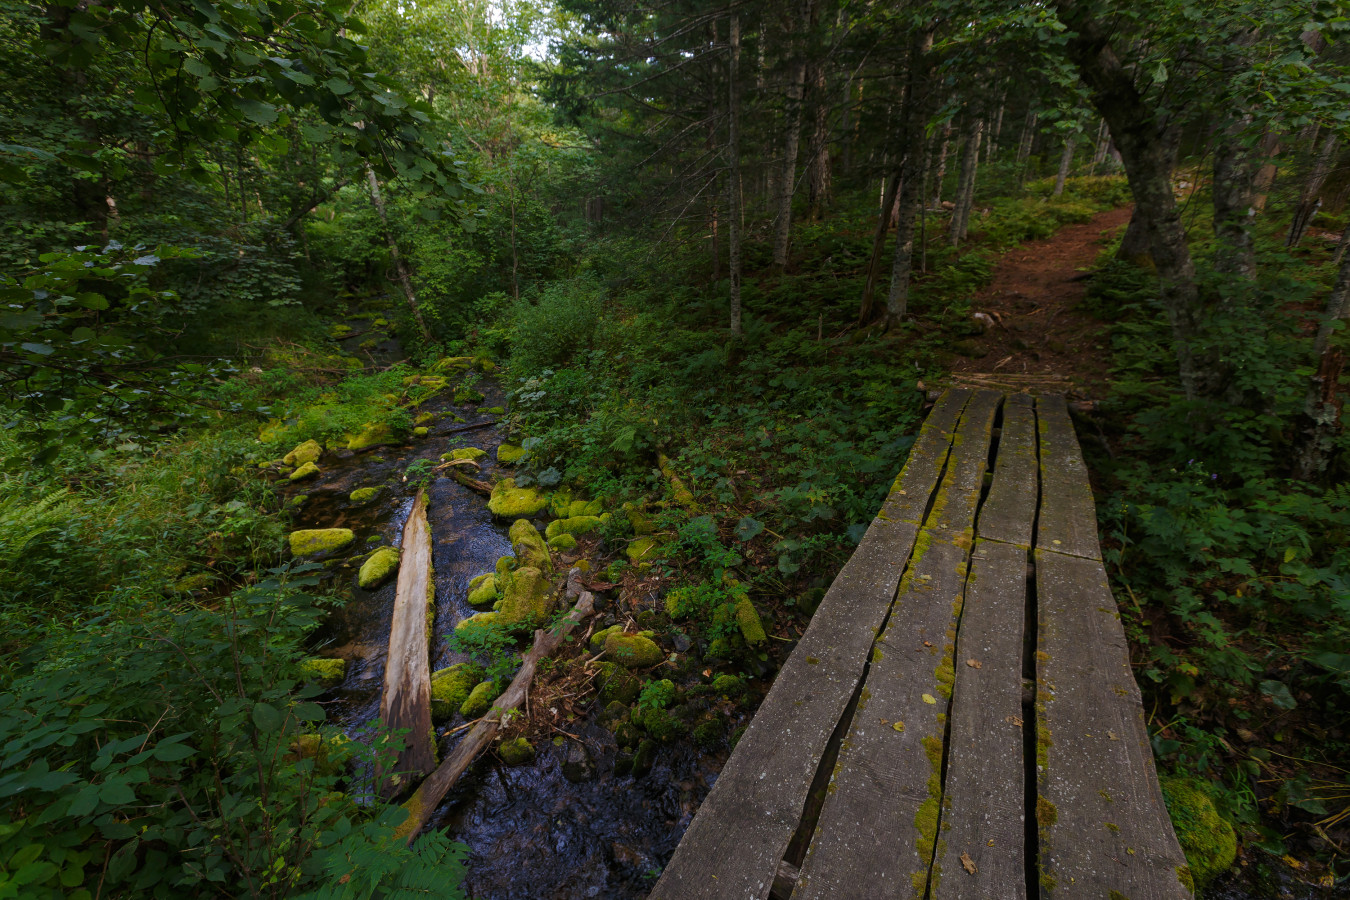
[858,173,901,325]
[930,122,952,207]
[366,166,432,344]
[1286,134,1338,248]
[728,12,744,335]
[885,29,936,327]
[950,116,983,247]
[771,45,806,272]
[1212,116,1261,279]
[1053,136,1076,196]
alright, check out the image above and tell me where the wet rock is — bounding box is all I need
[605,633,664,668]
[289,528,355,557]
[497,443,526,465]
[630,739,658,777]
[498,736,535,765]
[562,741,596,782]
[348,486,378,505]
[297,657,346,688]
[289,461,320,481]
[461,680,504,718]
[283,439,323,467]
[466,572,499,608]
[430,662,484,722]
[358,547,400,590]
[488,478,548,519]
[509,519,551,572]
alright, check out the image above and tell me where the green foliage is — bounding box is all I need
[445,616,522,689]
[509,275,607,373]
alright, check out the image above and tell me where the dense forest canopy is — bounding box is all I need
[1,0,1348,896]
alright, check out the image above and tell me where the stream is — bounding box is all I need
[283,371,736,899]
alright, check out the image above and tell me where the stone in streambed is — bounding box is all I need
[358,547,400,589]
[430,662,484,722]
[289,528,355,557]
[289,461,320,481]
[283,439,323,467]
[498,737,535,766]
[460,680,503,718]
[488,478,547,519]
[467,573,499,608]
[455,565,554,636]
[441,447,486,462]
[509,519,551,572]
[346,422,396,451]
[349,486,378,504]
[298,657,346,688]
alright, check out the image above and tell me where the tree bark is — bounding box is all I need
[1016,110,1037,170]
[950,115,983,247]
[884,29,936,327]
[1116,206,1152,264]
[929,121,952,208]
[858,172,902,325]
[366,166,433,344]
[805,61,832,220]
[1056,0,1210,400]
[728,12,743,334]
[1286,134,1338,248]
[1292,224,1350,480]
[1053,136,1076,196]
[771,31,806,272]
[1212,116,1261,279]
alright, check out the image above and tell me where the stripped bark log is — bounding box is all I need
[378,489,436,797]
[394,569,597,843]
[445,468,491,494]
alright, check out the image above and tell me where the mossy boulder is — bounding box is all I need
[488,478,548,519]
[430,662,485,722]
[460,680,504,718]
[291,733,350,776]
[711,674,744,697]
[1161,776,1237,891]
[298,658,347,688]
[441,447,486,462]
[590,624,623,651]
[495,555,517,576]
[693,720,723,749]
[349,486,379,505]
[626,536,663,565]
[631,739,658,777]
[595,662,642,706]
[431,356,493,374]
[413,427,429,437]
[735,593,767,645]
[358,547,400,590]
[467,573,500,608]
[453,386,485,404]
[509,519,551,572]
[622,502,655,535]
[346,423,396,451]
[498,737,535,766]
[548,533,578,552]
[456,566,554,634]
[605,633,664,668]
[480,406,505,415]
[283,439,323,467]
[545,515,604,541]
[289,461,320,481]
[497,444,526,465]
[289,528,355,557]
[658,454,697,507]
[635,706,684,742]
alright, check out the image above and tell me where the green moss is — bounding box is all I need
[605,633,664,668]
[693,720,722,749]
[495,565,555,627]
[509,519,551,572]
[346,422,396,451]
[298,657,346,688]
[622,502,655,534]
[657,454,697,508]
[460,680,504,718]
[548,533,578,551]
[488,478,548,519]
[289,528,355,557]
[1176,866,1195,894]
[430,662,484,722]
[172,572,215,593]
[637,706,684,741]
[358,546,401,589]
[631,739,658,777]
[441,447,486,462]
[711,674,744,697]
[495,555,517,576]
[349,486,379,505]
[498,737,535,765]
[626,536,662,565]
[590,624,623,650]
[291,732,350,776]
[735,593,766,645]
[283,439,323,467]
[545,515,604,540]
[1036,795,1058,827]
[289,460,320,481]
[595,661,642,705]
[430,355,478,373]
[497,443,526,465]
[479,406,505,415]
[453,386,485,404]
[1161,776,1237,890]
[467,573,499,608]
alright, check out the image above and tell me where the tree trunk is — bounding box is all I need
[930,122,952,208]
[366,166,432,344]
[859,172,902,325]
[1291,222,1350,479]
[1252,129,1282,212]
[1286,133,1338,248]
[728,12,743,335]
[885,29,936,327]
[950,116,983,247]
[1116,206,1152,264]
[771,46,806,272]
[1089,118,1110,173]
[1053,136,1076,196]
[1056,0,1210,400]
[805,62,832,220]
[987,93,1005,161]
[1212,117,1261,279]
[1016,111,1037,169]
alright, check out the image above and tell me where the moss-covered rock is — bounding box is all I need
[711,674,744,697]
[545,515,604,541]
[548,533,578,552]
[349,486,379,505]
[735,593,767,645]
[488,478,548,519]
[453,386,485,404]
[430,662,485,722]
[590,624,623,651]
[658,454,697,507]
[497,444,526,465]
[283,439,323,467]
[595,661,642,705]
[460,680,504,718]
[1161,777,1237,890]
[172,572,215,593]
[431,356,477,372]
[636,706,684,741]
[605,633,664,668]
[693,720,723,749]
[457,565,554,635]
[358,547,400,590]
[622,502,655,535]
[298,658,347,688]
[413,427,429,437]
[626,536,663,565]
[498,737,535,766]
[479,406,505,415]
[289,528,355,557]
[509,519,551,572]
[289,461,320,481]
[631,739,658,777]
[346,422,396,451]
[495,554,517,576]
[467,573,499,608]
[291,732,350,776]
[441,447,486,462]
[290,494,308,508]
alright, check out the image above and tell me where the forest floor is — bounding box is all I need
[946,205,1132,398]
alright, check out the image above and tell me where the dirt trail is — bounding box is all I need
[947,205,1132,398]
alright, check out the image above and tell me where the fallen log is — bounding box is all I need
[445,468,492,494]
[378,489,436,797]
[394,569,596,842]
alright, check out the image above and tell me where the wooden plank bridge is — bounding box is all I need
[652,390,1193,900]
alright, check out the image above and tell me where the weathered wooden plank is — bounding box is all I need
[791,396,998,900]
[926,390,1002,537]
[880,389,972,524]
[380,490,436,793]
[1034,549,1192,899]
[791,534,974,900]
[933,539,1028,900]
[652,393,968,900]
[977,393,1038,548]
[1035,395,1100,560]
